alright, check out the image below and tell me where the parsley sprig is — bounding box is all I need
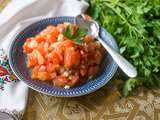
[62,26,88,45]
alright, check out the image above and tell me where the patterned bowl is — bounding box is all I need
[9,17,119,97]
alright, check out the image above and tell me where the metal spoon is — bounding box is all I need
[74,14,137,78]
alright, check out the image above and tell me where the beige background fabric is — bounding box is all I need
[0,0,9,11]
[22,76,160,120]
[1,1,160,120]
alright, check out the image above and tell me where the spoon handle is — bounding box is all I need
[97,37,137,78]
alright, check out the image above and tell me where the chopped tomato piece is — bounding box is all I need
[88,66,99,76]
[46,63,56,73]
[37,42,48,56]
[57,24,65,32]
[64,47,80,69]
[34,50,45,65]
[46,51,62,64]
[50,30,59,43]
[35,35,46,43]
[31,66,39,79]
[23,38,37,53]
[27,51,38,68]
[84,35,94,43]
[50,72,57,79]
[53,76,69,87]
[62,39,74,48]
[37,65,49,80]
[80,68,88,76]
[94,50,103,64]
[40,25,56,35]
[68,72,79,86]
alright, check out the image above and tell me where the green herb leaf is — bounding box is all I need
[123,78,143,96]
[74,38,82,45]
[62,26,73,39]
[72,27,88,39]
[62,26,88,45]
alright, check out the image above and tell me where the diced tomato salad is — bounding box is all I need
[23,23,105,88]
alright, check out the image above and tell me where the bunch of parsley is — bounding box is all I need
[88,0,160,96]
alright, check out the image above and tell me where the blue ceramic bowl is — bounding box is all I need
[9,17,119,97]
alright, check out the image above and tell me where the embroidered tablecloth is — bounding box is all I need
[1,1,160,120]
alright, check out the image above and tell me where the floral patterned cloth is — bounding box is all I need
[0,49,17,92]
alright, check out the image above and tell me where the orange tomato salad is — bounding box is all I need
[23,23,105,88]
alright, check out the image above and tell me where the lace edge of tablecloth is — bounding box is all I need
[0,109,23,120]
